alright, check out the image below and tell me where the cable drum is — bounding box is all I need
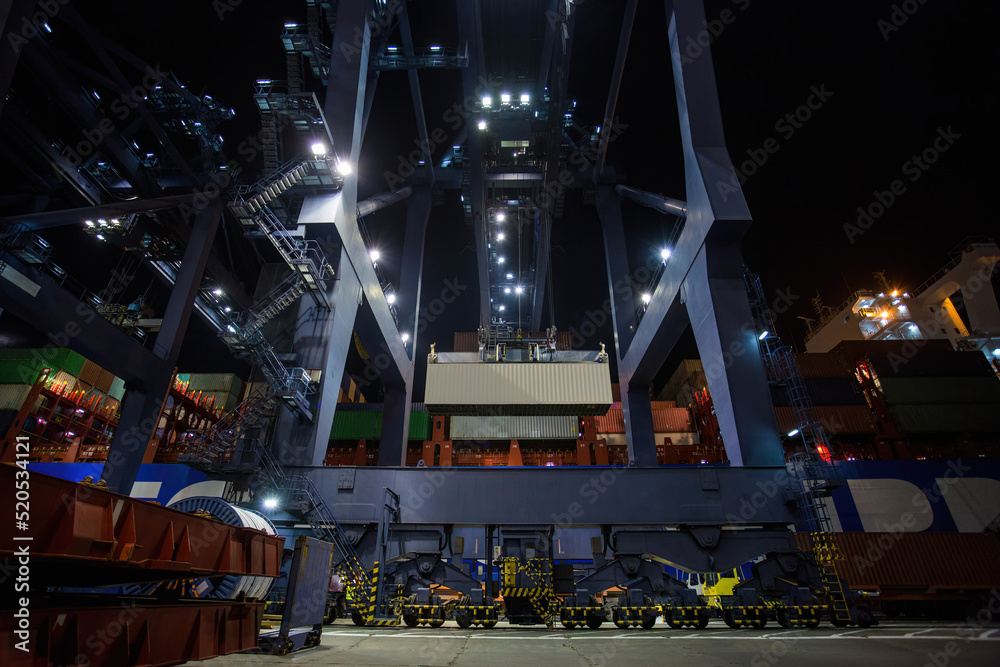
[168,496,279,601]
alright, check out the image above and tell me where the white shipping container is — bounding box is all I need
[450,415,579,440]
[425,362,613,415]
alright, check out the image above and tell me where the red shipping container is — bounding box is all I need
[794,532,1000,597]
[774,405,877,435]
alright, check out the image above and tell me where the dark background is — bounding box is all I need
[2,0,997,402]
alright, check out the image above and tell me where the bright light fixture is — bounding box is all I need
[758,331,769,340]
[504,287,511,294]
[520,93,530,104]
[213,289,223,296]
[499,305,505,311]
[336,160,352,175]
[500,92,511,103]
[787,429,800,437]
[224,307,231,312]
[370,249,381,262]
[482,95,492,107]
[506,273,513,279]
[311,142,327,155]
[641,293,651,304]
[263,498,279,510]
[478,120,487,130]
[497,233,505,241]
[430,45,441,51]
[994,348,1000,356]
[496,212,506,221]
[85,220,94,227]
[498,256,505,264]
[386,293,396,305]
[660,248,671,261]
[96,234,105,241]
[515,285,523,294]
[401,333,410,342]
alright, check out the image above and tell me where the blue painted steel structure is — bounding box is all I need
[1,1,851,607]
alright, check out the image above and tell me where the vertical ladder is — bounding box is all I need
[744,267,837,533]
[811,532,852,624]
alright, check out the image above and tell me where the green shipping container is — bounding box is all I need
[408,412,431,440]
[0,349,87,384]
[330,410,432,440]
[889,404,1000,434]
[880,377,1000,405]
[0,359,44,384]
[331,411,381,439]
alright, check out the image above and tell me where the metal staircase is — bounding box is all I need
[744,267,837,534]
[230,158,334,308]
[253,447,373,599]
[180,384,277,469]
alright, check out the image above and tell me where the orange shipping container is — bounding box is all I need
[652,407,694,432]
[594,407,694,433]
[453,332,479,352]
[595,408,625,433]
[95,369,115,394]
[77,359,102,386]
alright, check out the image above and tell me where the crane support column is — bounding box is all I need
[379,187,432,466]
[275,245,361,467]
[103,200,223,492]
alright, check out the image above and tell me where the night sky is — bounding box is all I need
[2,1,998,402]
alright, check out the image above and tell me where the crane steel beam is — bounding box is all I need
[356,186,412,219]
[616,184,687,217]
[397,1,434,185]
[536,0,559,91]
[0,104,103,205]
[1,194,202,231]
[598,0,784,468]
[457,0,490,327]
[530,1,575,331]
[380,186,433,465]
[61,5,203,188]
[20,39,160,198]
[0,0,37,118]
[101,200,224,493]
[593,0,638,181]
